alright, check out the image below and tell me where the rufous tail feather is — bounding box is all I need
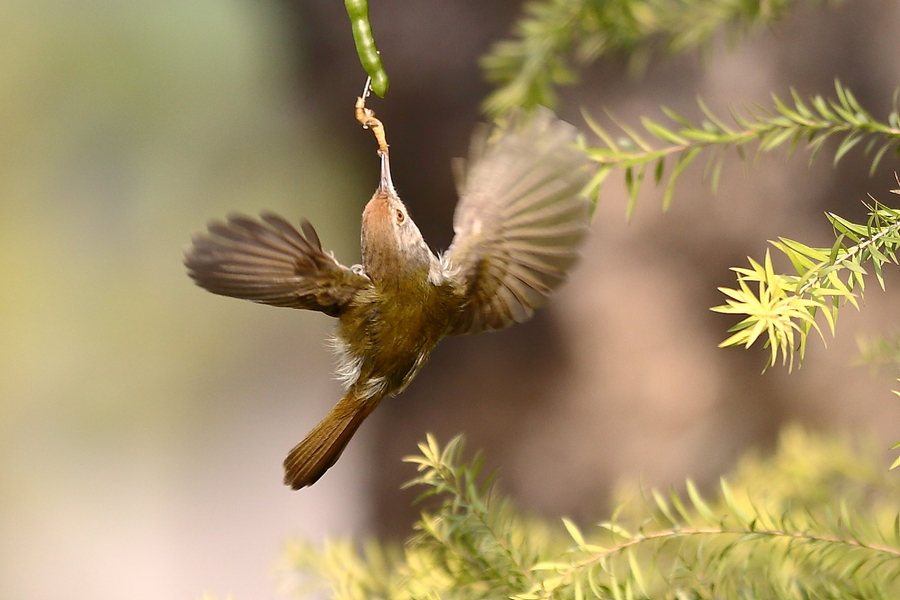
[283,392,374,489]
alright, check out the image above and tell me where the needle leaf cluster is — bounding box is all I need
[580,81,900,217]
[283,431,900,599]
[712,195,900,371]
[481,0,838,117]
[574,79,900,374]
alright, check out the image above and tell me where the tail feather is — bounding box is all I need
[283,392,374,489]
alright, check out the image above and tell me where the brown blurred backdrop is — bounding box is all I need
[1,1,900,599]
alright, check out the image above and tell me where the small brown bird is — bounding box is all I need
[184,104,593,489]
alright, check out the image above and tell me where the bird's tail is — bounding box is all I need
[283,391,375,489]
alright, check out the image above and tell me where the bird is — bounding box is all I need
[184,101,593,489]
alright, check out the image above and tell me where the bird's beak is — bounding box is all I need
[378,151,394,194]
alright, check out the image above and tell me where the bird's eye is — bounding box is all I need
[395,209,405,223]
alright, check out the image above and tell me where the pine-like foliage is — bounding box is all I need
[481,0,839,116]
[282,431,900,600]
[712,194,900,371]
[577,80,900,370]
[581,82,900,216]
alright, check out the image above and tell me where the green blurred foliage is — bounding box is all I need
[285,428,900,599]
[480,0,836,116]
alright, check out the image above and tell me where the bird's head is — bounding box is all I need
[361,153,439,288]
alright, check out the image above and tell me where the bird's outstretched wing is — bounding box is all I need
[184,213,371,317]
[443,108,593,335]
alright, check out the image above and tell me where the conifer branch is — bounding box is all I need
[580,80,900,215]
[284,432,900,599]
[482,0,839,116]
[713,193,900,371]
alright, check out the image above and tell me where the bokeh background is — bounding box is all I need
[2,1,900,598]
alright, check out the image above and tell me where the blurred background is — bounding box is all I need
[2,0,900,598]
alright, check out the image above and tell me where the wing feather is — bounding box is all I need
[444,108,593,335]
[184,212,370,317]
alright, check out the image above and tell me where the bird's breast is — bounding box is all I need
[335,279,458,396]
